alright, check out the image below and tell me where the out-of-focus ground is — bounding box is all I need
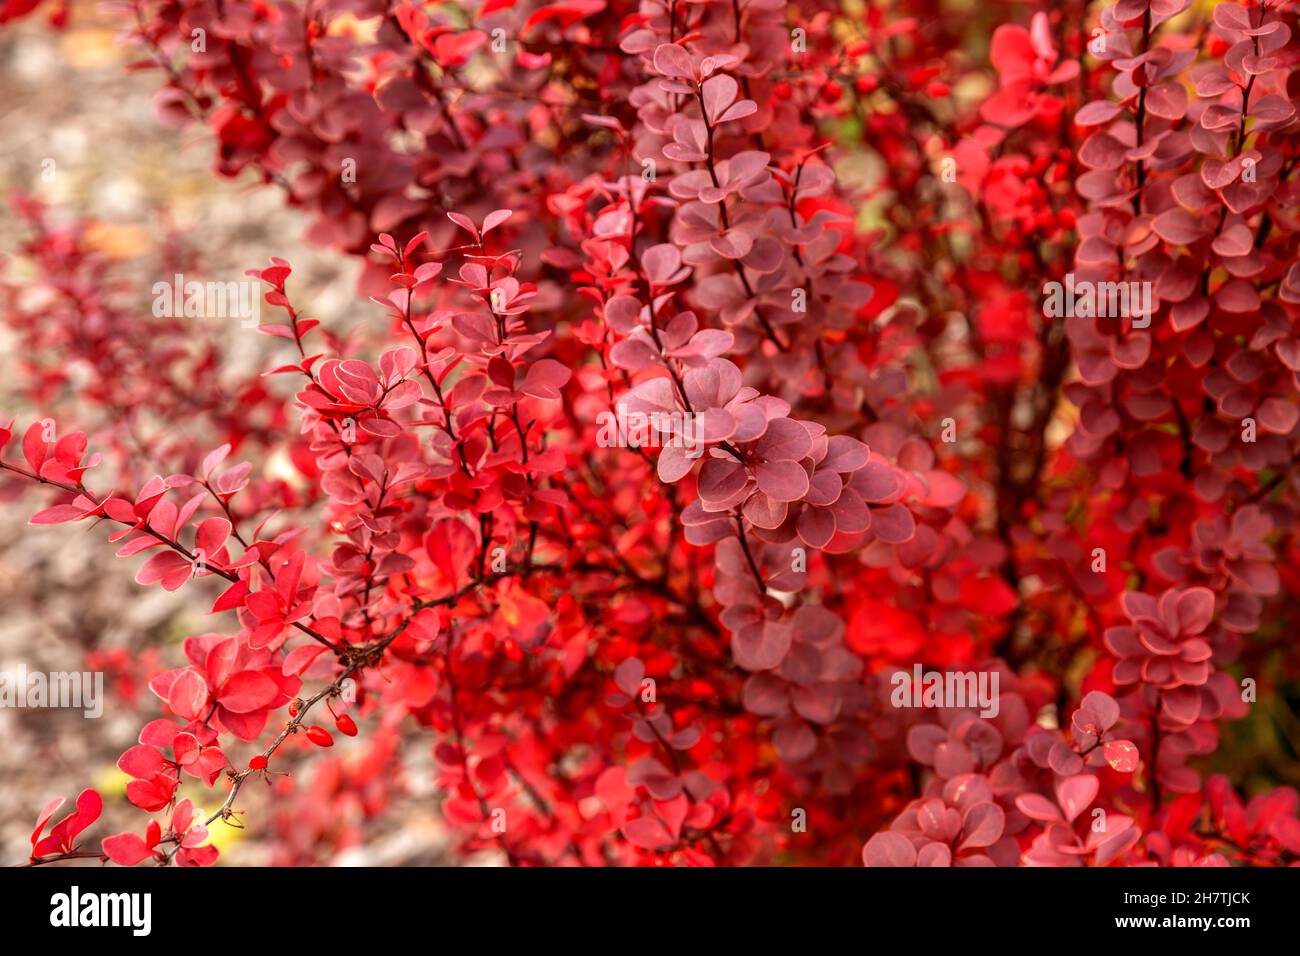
[0,5,461,864]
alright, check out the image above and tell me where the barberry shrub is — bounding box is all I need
[5,0,1300,868]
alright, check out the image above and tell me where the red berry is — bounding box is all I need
[305,725,334,747]
[855,75,879,95]
[820,82,843,104]
[248,754,268,771]
[335,713,358,736]
[773,81,793,101]
[288,700,300,717]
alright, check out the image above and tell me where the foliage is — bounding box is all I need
[4,0,1300,867]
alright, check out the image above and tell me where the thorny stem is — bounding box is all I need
[19,850,107,868]
[0,460,344,654]
[1131,6,1153,213]
[693,88,788,353]
[734,514,767,594]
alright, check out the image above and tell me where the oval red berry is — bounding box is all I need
[305,725,333,747]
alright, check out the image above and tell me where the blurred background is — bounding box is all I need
[0,4,480,864]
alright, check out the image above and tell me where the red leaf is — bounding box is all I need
[102,832,155,866]
[218,671,279,714]
[212,579,250,613]
[1104,740,1140,773]
[22,422,47,472]
[621,815,675,850]
[863,831,918,867]
[29,504,84,524]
